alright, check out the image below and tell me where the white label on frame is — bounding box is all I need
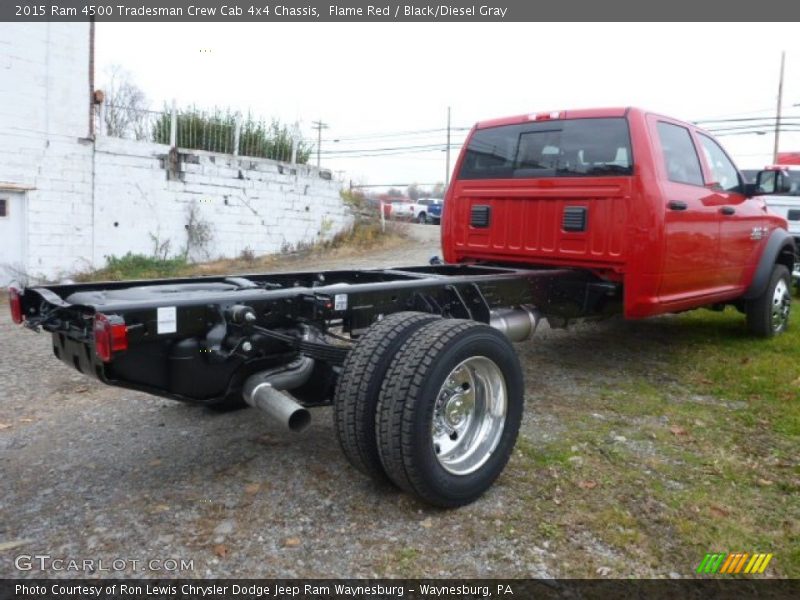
[157,306,177,334]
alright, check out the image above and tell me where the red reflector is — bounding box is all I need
[8,287,23,324]
[94,313,128,362]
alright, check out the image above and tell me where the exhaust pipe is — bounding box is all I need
[243,357,315,432]
[245,384,311,432]
[490,305,542,342]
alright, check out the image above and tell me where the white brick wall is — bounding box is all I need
[0,23,94,282]
[92,138,351,265]
[0,24,352,283]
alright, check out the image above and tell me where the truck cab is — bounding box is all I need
[442,107,795,321]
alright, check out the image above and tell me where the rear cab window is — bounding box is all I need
[458,118,633,180]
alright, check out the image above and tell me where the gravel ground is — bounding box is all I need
[1,224,682,579]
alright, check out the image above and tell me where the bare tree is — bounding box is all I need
[183,202,214,261]
[101,65,150,140]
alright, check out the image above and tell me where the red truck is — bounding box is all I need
[9,107,795,507]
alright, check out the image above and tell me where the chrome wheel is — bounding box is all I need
[431,356,507,475]
[771,278,791,333]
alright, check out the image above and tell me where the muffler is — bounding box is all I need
[490,305,542,342]
[242,357,315,432]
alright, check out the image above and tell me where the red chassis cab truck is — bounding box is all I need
[9,107,795,507]
[443,107,794,324]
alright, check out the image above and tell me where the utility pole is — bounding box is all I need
[311,120,329,168]
[445,106,452,189]
[773,51,786,164]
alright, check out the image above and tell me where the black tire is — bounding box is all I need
[376,319,524,507]
[745,264,792,337]
[416,212,427,224]
[333,312,439,481]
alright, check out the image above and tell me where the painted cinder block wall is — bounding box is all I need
[0,22,94,281]
[0,23,350,283]
[92,137,350,266]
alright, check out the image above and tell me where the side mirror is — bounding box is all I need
[755,169,792,195]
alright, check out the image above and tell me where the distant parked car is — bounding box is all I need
[389,200,416,221]
[417,198,444,224]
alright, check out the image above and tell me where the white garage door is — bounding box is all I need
[0,192,26,286]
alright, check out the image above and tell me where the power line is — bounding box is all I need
[350,182,443,188]
[322,147,461,159]
[318,126,471,143]
[696,114,800,125]
[705,121,800,134]
[320,141,465,155]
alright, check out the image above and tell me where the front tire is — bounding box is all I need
[746,264,792,337]
[416,212,428,224]
[376,319,524,507]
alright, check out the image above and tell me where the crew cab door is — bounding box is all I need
[695,133,765,290]
[650,118,723,300]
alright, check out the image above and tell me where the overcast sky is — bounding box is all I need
[96,22,800,189]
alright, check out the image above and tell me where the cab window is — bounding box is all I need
[459,118,633,180]
[656,122,704,186]
[698,134,741,192]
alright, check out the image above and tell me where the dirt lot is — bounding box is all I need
[1,223,797,579]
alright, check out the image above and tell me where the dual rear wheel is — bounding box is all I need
[334,312,524,507]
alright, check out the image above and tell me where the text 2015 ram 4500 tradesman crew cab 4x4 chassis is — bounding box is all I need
[9,107,796,506]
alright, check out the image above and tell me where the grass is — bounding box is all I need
[74,252,189,282]
[505,301,800,578]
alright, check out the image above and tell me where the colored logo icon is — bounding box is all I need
[697,553,773,574]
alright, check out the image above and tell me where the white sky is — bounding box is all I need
[96,22,800,189]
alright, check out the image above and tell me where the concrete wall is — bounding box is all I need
[0,23,351,284]
[92,137,350,265]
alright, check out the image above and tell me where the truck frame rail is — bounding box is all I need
[16,264,620,407]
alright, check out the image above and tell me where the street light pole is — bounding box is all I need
[773,51,786,164]
[445,106,451,189]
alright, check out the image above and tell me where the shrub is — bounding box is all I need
[153,107,311,163]
[238,246,257,263]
